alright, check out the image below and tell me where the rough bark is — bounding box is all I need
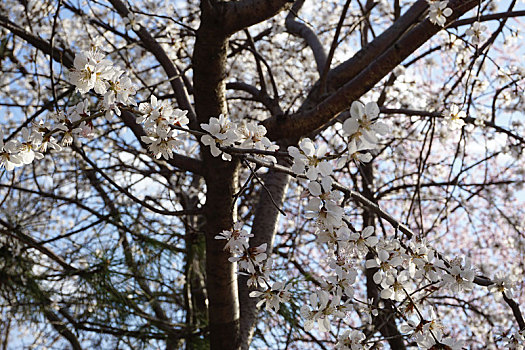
[193,5,241,348]
[221,0,292,35]
[192,2,299,348]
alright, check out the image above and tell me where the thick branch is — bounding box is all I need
[296,0,428,114]
[263,0,482,140]
[226,82,283,115]
[193,5,241,349]
[42,308,83,350]
[221,0,292,35]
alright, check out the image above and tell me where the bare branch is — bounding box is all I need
[107,0,197,127]
[285,0,327,74]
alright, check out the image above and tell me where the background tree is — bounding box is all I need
[0,0,524,349]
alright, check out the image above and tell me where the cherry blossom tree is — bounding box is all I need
[0,0,524,349]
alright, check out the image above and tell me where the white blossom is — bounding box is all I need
[442,257,475,293]
[488,272,517,299]
[443,104,466,130]
[69,48,114,94]
[249,281,290,313]
[0,129,22,171]
[214,222,253,254]
[428,1,453,27]
[343,101,387,148]
[200,114,239,161]
[288,138,332,180]
[466,21,487,45]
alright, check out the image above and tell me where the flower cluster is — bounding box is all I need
[201,115,238,161]
[69,47,137,119]
[282,102,398,334]
[137,95,189,159]
[264,99,523,347]
[0,128,45,171]
[286,101,387,242]
[0,98,102,170]
[196,189,508,349]
[1,48,141,172]
[301,220,482,347]
[200,115,278,162]
[288,138,332,180]
[215,222,290,312]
